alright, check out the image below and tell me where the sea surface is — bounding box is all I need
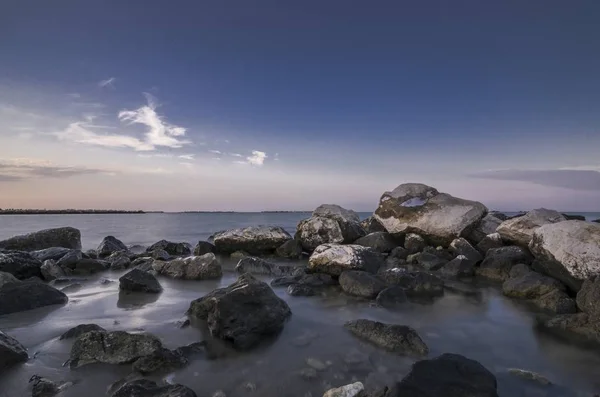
[1,212,600,397]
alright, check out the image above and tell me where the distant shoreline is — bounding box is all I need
[0,210,152,215]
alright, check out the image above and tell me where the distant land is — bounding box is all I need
[0,209,152,215]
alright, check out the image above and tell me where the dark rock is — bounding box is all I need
[276,239,303,259]
[131,257,154,272]
[449,237,482,265]
[354,232,399,253]
[562,213,586,221]
[0,227,81,251]
[235,256,297,276]
[127,245,147,255]
[211,226,291,255]
[97,236,128,258]
[404,233,426,255]
[111,380,197,397]
[339,270,387,298]
[535,289,577,314]
[344,319,428,355]
[287,284,316,296]
[149,249,170,261]
[193,240,215,256]
[308,244,384,276]
[507,368,552,386]
[376,287,408,309]
[592,218,600,223]
[0,282,68,315]
[422,246,454,261]
[476,246,533,281]
[503,271,576,314]
[153,254,222,280]
[56,249,83,269]
[361,216,387,233]
[0,250,42,279]
[536,313,600,346]
[0,330,28,368]
[147,240,192,256]
[410,252,447,271]
[68,258,109,274]
[119,269,162,293]
[439,255,475,278]
[29,375,71,397]
[576,277,600,319]
[107,251,132,270]
[187,273,291,349]
[509,263,531,279]
[476,233,504,254]
[30,247,71,262]
[60,324,106,340]
[40,260,66,281]
[388,246,408,260]
[271,275,301,287]
[131,348,187,374]
[0,271,19,288]
[379,269,444,297]
[467,213,504,244]
[84,249,98,259]
[497,208,566,247]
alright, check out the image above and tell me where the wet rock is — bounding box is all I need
[410,252,447,271]
[111,379,197,397]
[535,290,577,315]
[147,240,192,256]
[97,236,128,258]
[131,257,154,272]
[271,275,301,287]
[374,183,487,246]
[344,319,428,355]
[0,281,68,315]
[476,246,533,281]
[0,250,43,279]
[439,255,475,278]
[576,277,600,319]
[592,218,600,223]
[128,245,147,255]
[449,237,482,265]
[323,382,364,397]
[55,249,83,269]
[503,271,576,314]
[509,263,531,279]
[30,247,71,262]
[379,269,444,297]
[467,213,504,244]
[211,226,291,255]
[308,244,384,276]
[0,227,81,251]
[68,258,109,274]
[29,375,73,397]
[536,313,600,346]
[276,239,304,259]
[0,330,28,368]
[131,348,187,374]
[404,233,426,255]
[361,216,387,233]
[187,273,291,349]
[339,270,387,298]
[375,286,408,309]
[354,232,399,253]
[529,220,600,291]
[507,368,552,386]
[476,233,504,254]
[153,253,222,280]
[388,246,408,261]
[0,271,19,288]
[119,269,162,293]
[69,330,163,368]
[497,208,566,246]
[107,251,132,270]
[230,250,249,260]
[148,249,170,261]
[193,240,216,256]
[40,259,65,281]
[287,284,316,296]
[60,324,106,340]
[212,391,227,397]
[235,256,297,276]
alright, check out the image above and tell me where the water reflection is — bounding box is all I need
[116,291,161,310]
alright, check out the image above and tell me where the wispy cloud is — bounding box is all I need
[209,150,222,155]
[247,150,267,166]
[468,168,600,191]
[229,153,243,157]
[54,121,154,151]
[0,158,112,182]
[67,93,81,99]
[178,154,195,160]
[98,77,116,88]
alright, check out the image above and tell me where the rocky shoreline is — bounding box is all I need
[1,182,600,397]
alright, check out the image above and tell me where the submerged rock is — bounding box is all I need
[235,256,298,276]
[193,241,216,256]
[296,205,366,252]
[507,368,552,386]
[40,259,66,281]
[503,271,576,314]
[29,375,73,397]
[361,216,387,233]
[339,270,387,298]
[323,382,364,397]
[354,232,399,253]
[0,227,81,251]
[0,330,28,368]
[111,380,197,397]
[576,277,600,318]
[119,269,162,293]
[308,244,383,276]
[187,273,291,349]
[0,250,43,279]
[0,281,68,315]
[497,208,566,246]
[30,247,71,262]
[211,226,292,255]
[344,319,428,355]
[147,240,192,257]
[60,324,106,340]
[276,239,303,259]
[536,313,600,346]
[476,246,533,281]
[153,254,222,280]
[97,236,128,258]
[379,269,444,298]
[376,286,408,309]
[131,347,188,374]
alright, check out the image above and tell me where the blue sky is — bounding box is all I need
[1,0,599,211]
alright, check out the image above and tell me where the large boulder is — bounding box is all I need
[0,281,68,315]
[344,319,428,355]
[339,270,387,298]
[373,183,487,246]
[475,246,533,281]
[187,273,291,349]
[0,227,81,251]
[111,380,197,397]
[497,208,566,246]
[361,216,387,233]
[30,247,71,262]
[503,270,576,314]
[529,220,600,291]
[466,213,504,244]
[211,226,291,255]
[146,240,192,256]
[97,236,128,258]
[296,204,366,252]
[0,250,42,279]
[153,254,222,280]
[0,330,28,368]
[308,244,383,276]
[69,330,163,368]
[354,232,399,253]
[119,269,162,293]
[235,256,298,276]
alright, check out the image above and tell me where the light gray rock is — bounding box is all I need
[30,247,71,262]
[153,254,222,280]
[449,237,482,265]
[374,183,487,246]
[119,269,162,293]
[0,250,43,279]
[0,281,68,315]
[40,259,66,281]
[476,246,533,282]
[497,208,566,246]
[354,232,399,253]
[0,227,81,251]
[339,270,387,298]
[0,330,28,368]
[308,244,384,276]
[235,256,298,276]
[296,204,366,251]
[404,233,426,254]
[97,236,128,258]
[211,226,292,255]
[323,382,364,397]
[467,213,504,244]
[344,319,429,355]
[476,232,504,254]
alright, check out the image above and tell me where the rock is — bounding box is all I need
[0,281,68,315]
[306,357,328,371]
[296,205,366,252]
[0,330,28,368]
[439,255,475,278]
[211,226,291,255]
[308,244,383,276]
[68,258,109,274]
[476,246,533,281]
[379,269,444,297]
[388,246,408,261]
[0,250,43,279]
[576,277,600,319]
[187,273,291,349]
[107,251,132,270]
[503,271,576,314]
[193,240,216,256]
[84,249,98,259]
[0,227,81,251]
[0,271,19,288]
[354,232,399,253]
[69,330,163,368]
[536,313,600,346]
[374,183,487,246]
[476,233,504,254]
[410,252,447,271]
[131,348,187,374]
[376,286,408,308]
[535,289,577,314]
[287,284,316,296]
[39,260,65,281]
[29,375,72,397]
[592,218,600,223]
[467,213,504,244]
[229,251,248,260]
[449,238,482,265]
[97,236,128,257]
[298,367,318,380]
[131,257,154,271]
[146,249,169,261]
[507,368,552,386]
[235,256,297,276]
[147,240,192,256]
[509,263,531,279]
[361,216,387,233]
[60,324,106,340]
[128,245,147,255]
[276,239,304,259]
[529,220,600,291]
[563,214,586,221]
[153,254,222,280]
[344,319,428,355]
[404,233,426,254]
[55,249,83,269]
[387,353,498,397]
[119,269,162,293]
[339,270,387,298]
[323,382,364,397]
[30,247,71,262]
[111,380,197,397]
[497,208,566,246]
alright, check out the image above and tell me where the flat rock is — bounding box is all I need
[374,183,487,246]
[507,368,552,386]
[211,226,291,255]
[339,270,387,298]
[0,281,68,315]
[497,208,566,246]
[344,319,428,355]
[0,250,42,279]
[120,269,162,293]
[40,259,66,281]
[97,236,128,258]
[235,256,297,276]
[276,239,303,259]
[193,240,216,256]
[361,216,387,233]
[308,244,384,276]
[476,233,504,254]
[323,382,364,397]
[376,286,408,308]
[476,246,533,281]
[187,273,291,349]
[30,247,71,262]
[153,254,222,280]
[111,380,197,397]
[60,324,106,340]
[147,240,192,256]
[0,330,28,368]
[0,227,81,251]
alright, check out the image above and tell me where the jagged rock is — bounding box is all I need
[323,382,364,397]
[344,319,428,355]
[529,220,600,291]
[354,232,399,253]
[439,255,475,278]
[153,254,222,280]
[0,330,28,368]
[111,380,197,397]
[374,183,487,246]
[497,208,566,246]
[287,284,316,296]
[235,256,297,276]
[131,348,187,374]
[503,271,576,314]
[276,239,303,259]
[146,240,192,256]
[0,281,68,315]
[211,226,291,255]
[576,277,600,319]
[0,227,81,251]
[467,213,504,244]
[119,269,162,293]
[339,270,387,298]
[449,237,482,265]
[296,205,366,252]
[376,286,408,308]
[535,289,577,314]
[69,330,163,368]
[308,244,383,276]
[60,324,106,340]
[536,313,600,346]
[0,250,42,279]
[0,271,19,288]
[379,269,444,297]
[476,246,533,281]
[30,247,71,262]
[476,233,504,254]
[361,216,386,233]
[187,273,291,349]
[97,236,128,258]
[193,241,215,256]
[131,257,154,272]
[40,259,66,281]
[404,233,426,254]
[84,249,98,259]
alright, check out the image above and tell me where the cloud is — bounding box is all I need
[0,158,112,182]
[229,153,243,157]
[247,150,267,166]
[54,121,154,151]
[67,93,81,99]
[209,150,222,155]
[178,154,195,160]
[98,77,116,88]
[468,169,600,191]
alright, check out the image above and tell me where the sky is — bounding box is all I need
[1,0,599,212]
